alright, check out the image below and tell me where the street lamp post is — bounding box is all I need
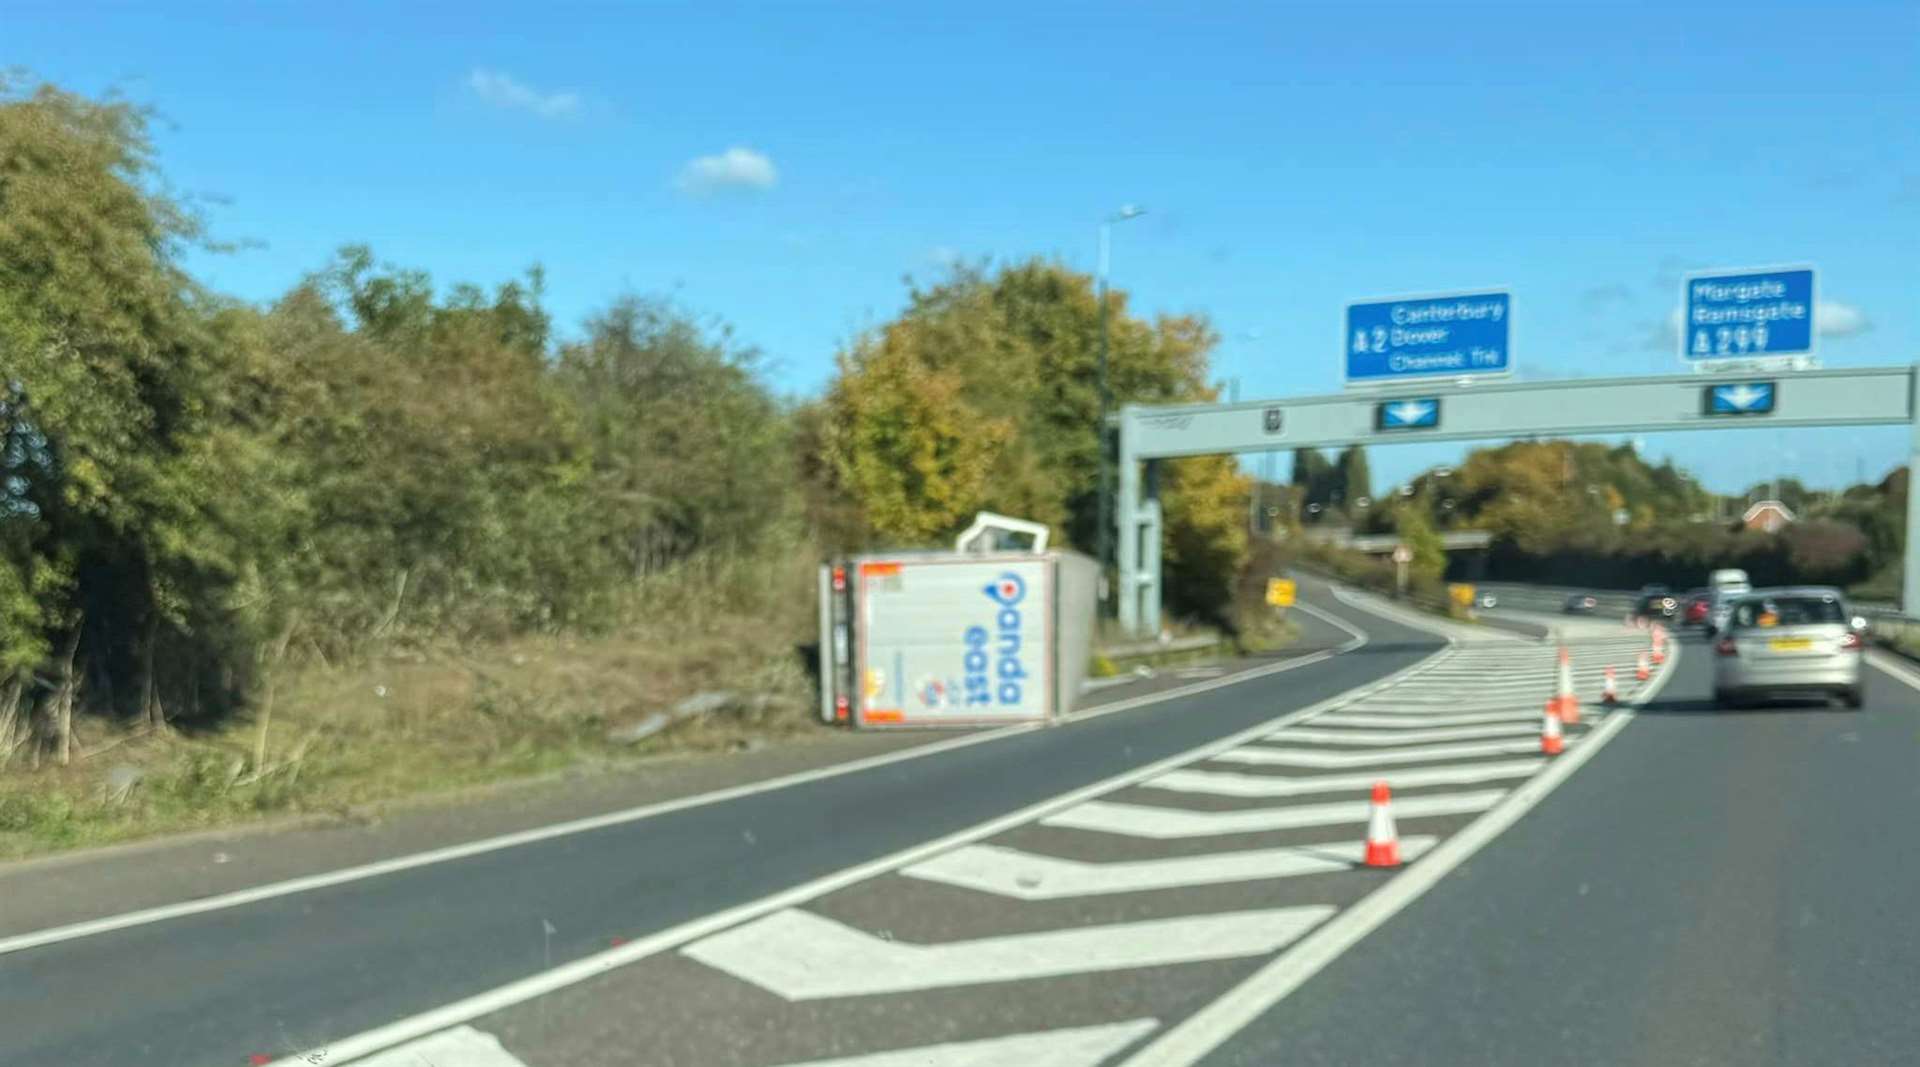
[1095,205,1145,610]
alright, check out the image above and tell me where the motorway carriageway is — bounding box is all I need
[3,578,1914,1066]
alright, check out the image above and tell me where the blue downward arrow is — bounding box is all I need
[1385,400,1436,426]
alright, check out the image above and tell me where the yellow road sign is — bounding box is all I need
[1266,578,1296,608]
[1448,582,1476,607]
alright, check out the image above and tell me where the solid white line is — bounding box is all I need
[1273,723,1540,746]
[0,593,1374,959]
[355,1026,527,1067]
[1039,790,1504,839]
[771,1020,1162,1067]
[1115,630,1683,1067]
[680,906,1335,999]
[258,629,1449,1066]
[1210,737,1560,768]
[900,837,1440,899]
[1866,648,1920,692]
[1145,761,1542,798]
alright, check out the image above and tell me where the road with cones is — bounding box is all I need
[6,576,1918,1067]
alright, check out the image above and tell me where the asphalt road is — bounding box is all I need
[0,576,1441,1067]
[21,590,1885,1067]
[1202,630,1920,1067]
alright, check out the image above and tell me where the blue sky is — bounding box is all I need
[14,1,1918,492]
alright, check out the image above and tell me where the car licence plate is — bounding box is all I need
[1768,637,1814,652]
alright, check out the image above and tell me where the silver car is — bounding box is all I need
[1713,587,1864,708]
[1703,587,1746,636]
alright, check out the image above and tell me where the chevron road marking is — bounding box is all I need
[901,837,1441,899]
[1210,738,1564,768]
[1144,760,1543,798]
[680,906,1335,1000]
[769,1019,1162,1067]
[355,1027,527,1067]
[1273,723,1542,746]
[1038,790,1505,839]
[1312,710,1547,728]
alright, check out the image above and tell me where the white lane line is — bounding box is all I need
[771,1019,1161,1067]
[1115,625,1684,1067]
[1145,760,1542,798]
[255,619,1448,1066]
[1039,790,1504,839]
[1272,723,1540,746]
[1867,648,1920,692]
[680,906,1335,1000]
[352,1026,527,1066]
[0,597,1375,960]
[900,837,1440,899]
[1211,738,1562,768]
[1314,710,1544,728]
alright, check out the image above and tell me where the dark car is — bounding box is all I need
[1563,593,1599,614]
[1636,591,1680,622]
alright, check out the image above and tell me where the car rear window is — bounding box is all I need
[1730,596,1846,628]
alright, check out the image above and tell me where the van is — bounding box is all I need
[1708,569,1750,593]
[1704,569,1752,636]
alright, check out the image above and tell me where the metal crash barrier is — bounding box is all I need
[818,514,1098,729]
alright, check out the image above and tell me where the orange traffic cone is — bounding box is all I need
[1541,707,1565,755]
[1549,646,1581,725]
[1364,781,1400,867]
[1636,652,1651,681]
[1602,666,1619,705]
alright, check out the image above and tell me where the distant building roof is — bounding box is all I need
[1741,499,1796,531]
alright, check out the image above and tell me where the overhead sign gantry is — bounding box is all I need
[1114,365,1920,635]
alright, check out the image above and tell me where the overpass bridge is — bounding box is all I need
[1301,528,1494,554]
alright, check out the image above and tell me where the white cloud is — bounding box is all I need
[1816,300,1871,338]
[676,147,778,195]
[466,68,580,119]
[927,245,960,267]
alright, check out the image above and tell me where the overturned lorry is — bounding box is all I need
[817,513,1099,729]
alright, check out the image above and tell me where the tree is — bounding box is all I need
[818,260,1251,617]
[0,78,265,725]
[1394,503,1446,582]
[1336,445,1371,509]
[557,296,791,571]
[1291,449,1335,520]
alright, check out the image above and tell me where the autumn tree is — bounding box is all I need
[818,260,1250,618]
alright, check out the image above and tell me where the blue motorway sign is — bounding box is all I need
[1703,380,1777,417]
[1347,291,1510,384]
[1683,268,1813,360]
[1375,397,1441,432]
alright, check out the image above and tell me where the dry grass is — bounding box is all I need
[0,547,823,859]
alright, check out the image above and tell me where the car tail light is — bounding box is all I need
[1840,631,1864,651]
[1715,637,1738,656]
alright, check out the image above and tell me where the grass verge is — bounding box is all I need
[0,551,821,861]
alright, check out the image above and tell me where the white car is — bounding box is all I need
[1703,585,1750,636]
[1713,588,1864,709]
